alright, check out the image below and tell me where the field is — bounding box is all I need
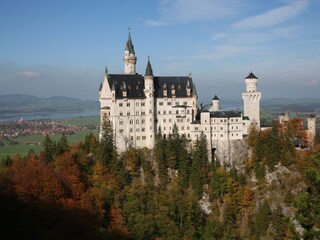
[0,116,99,158]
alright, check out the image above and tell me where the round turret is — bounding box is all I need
[245,72,258,92]
[211,95,220,112]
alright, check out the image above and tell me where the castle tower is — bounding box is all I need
[211,95,220,112]
[307,115,316,146]
[123,32,137,74]
[242,72,261,129]
[144,57,155,148]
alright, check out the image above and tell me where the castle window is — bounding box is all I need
[176,110,179,114]
[142,128,145,132]
[136,111,139,115]
[137,136,140,140]
[158,111,160,114]
[142,136,146,140]
[136,119,139,124]
[119,129,124,133]
[149,110,152,114]
[188,134,190,137]
[187,126,190,130]
[141,102,145,106]
[163,119,166,123]
[127,102,130,107]
[175,101,179,105]
[183,101,187,105]
[131,136,133,140]
[224,119,227,123]
[169,119,172,123]
[120,112,123,116]
[141,112,145,115]
[220,134,223,137]
[130,120,133,124]
[142,119,145,124]
[119,103,123,107]
[119,121,124,125]
[195,127,199,130]
[136,102,139,106]
[127,112,130,116]
[130,128,133,132]
[181,127,184,130]
[236,119,239,122]
[136,128,140,132]
[167,102,171,106]
[150,135,152,138]
[187,110,190,114]
[231,119,234,122]
[159,102,163,106]
[169,111,172,114]
[163,111,166,114]
[220,127,223,130]
[220,119,223,123]
[236,126,238,129]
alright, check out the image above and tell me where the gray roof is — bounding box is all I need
[210,110,242,118]
[104,74,195,99]
[154,76,195,98]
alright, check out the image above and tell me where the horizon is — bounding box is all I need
[1,0,319,102]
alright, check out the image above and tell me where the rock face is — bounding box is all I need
[214,139,249,167]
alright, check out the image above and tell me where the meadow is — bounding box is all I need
[0,116,99,158]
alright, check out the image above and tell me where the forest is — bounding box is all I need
[0,117,319,240]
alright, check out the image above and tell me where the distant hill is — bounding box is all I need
[0,94,99,117]
[261,98,320,113]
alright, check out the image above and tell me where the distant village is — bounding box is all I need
[0,119,86,146]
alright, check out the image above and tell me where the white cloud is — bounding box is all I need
[189,45,260,60]
[233,0,309,29]
[145,0,239,26]
[17,70,40,78]
[272,25,300,38]
[211,33,229,40]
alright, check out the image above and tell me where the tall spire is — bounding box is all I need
[123,29,137,74]
[125,29,135,54]
[145,56,153,76]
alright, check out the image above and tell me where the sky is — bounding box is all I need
[0,0,320,103]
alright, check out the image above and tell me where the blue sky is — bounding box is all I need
[0,0,319,103]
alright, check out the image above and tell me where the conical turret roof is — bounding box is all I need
[125,33,135,54]
[212,95,219,100]
[145,58,153,76]
[245,72,258,79]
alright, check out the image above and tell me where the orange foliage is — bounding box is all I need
[11,156,63,202]
[54,152,85,201]
[242,186,254,207]
[108,206,129,236]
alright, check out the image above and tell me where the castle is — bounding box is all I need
[99,33,261,163]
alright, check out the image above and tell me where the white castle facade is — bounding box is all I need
[99,34,261,162]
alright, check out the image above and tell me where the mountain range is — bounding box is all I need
[0,94,99,117]
[1,94,319,117]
